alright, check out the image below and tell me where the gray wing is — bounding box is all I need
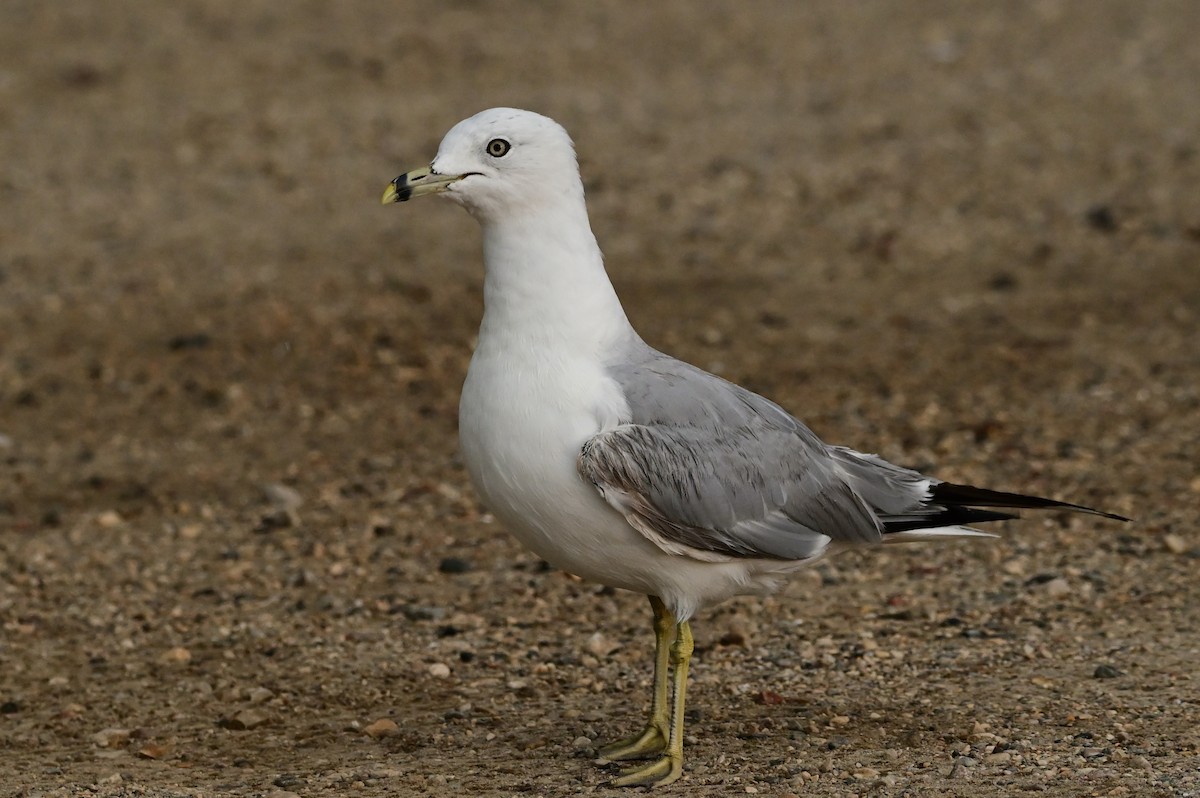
[578,343,912,562]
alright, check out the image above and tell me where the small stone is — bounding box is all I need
[1093,664,1123,679]
[136,742,173,759]
[93,728,131,748]
[402,605,447,622]
[428,662,451,678]
[438,556,472,574]
[96,510,123,528]
[364,718,399,739]
[744,786,759,794]
[220,708,271,730]
[247,687,275,704]
[831,714,850,725]
[585,632,617,657]
[254,508,295,531]
[985,751,1011,764]
[59,703,85,719]
[1163,534,1187,554]
[1001,558,1027,576]
[753,690,786,705]
[718,628,746,646]
[852,767,880,779]
[262,483,303,511]
[571,735,592,750]
[161,646,191,664]
[1041,577,1071,598]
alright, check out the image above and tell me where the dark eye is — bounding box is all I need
[486,138,511,157]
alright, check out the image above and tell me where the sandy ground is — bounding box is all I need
[2,3,1199,796]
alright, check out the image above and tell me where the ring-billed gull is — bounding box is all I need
[382,108,1127,788]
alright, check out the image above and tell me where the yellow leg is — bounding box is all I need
[611,619,693,788]
[598,596,673,762]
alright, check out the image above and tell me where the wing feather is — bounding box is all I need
[585,342,1126,561]
[578,422,882,562]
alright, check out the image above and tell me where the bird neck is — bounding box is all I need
[478,201,632,356]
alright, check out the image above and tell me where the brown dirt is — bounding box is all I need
[2,3,1198,796]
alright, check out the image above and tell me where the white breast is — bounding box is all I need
[458,342,668,591]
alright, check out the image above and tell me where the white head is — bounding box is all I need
[383,108,584,223]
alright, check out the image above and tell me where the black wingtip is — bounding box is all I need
[882,506,1018,534]
[930,482,1131,523]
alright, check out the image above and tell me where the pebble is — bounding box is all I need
[1001,557,1028,576]
[1163,534,1186,554]
[262,483,303,511]
[1093,664,1123,679]
[429,662,452,678]
[1041,577,1072,598]
[93,728,131,748]
[364,718,399,739]
[247,687,275,704]
[221,708,271,730]
[571,735,592,750]
[585,631,617,657]
[161,646,192,664]
[753,690,786,705]
[718,627,747,646]
[403,605,447,621]
[439,557,472,574]
[137,742,172,759]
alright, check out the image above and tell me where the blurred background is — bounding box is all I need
[1,3,1198,795]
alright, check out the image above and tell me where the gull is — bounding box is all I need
[381,108,1127,788]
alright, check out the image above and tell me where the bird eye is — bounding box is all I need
[486,138,511,158]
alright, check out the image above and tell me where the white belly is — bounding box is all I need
[457,343,799,618]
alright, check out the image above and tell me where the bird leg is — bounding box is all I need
[610,618,693,788]
[598,595,673,762]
